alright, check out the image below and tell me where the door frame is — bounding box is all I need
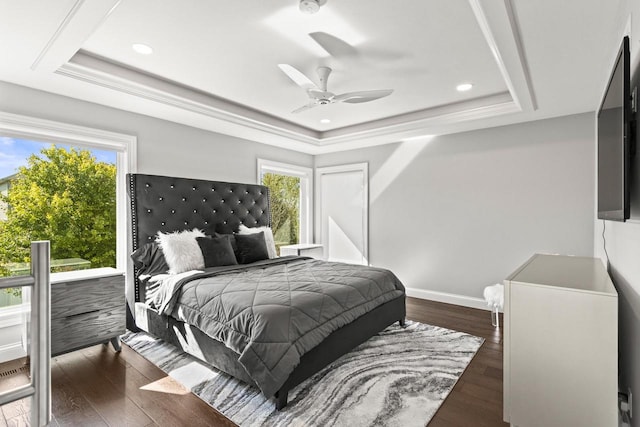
[315,162,369,264]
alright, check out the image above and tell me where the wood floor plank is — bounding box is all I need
[54,352,153,426]
[51,360,108,427]
[82,345,234,426]
[79,345,233,427]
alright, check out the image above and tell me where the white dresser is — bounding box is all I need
[503,254,618,427]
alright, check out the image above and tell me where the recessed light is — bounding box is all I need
[320,119,331,124]
[132,43,153,55]
[456,83,473,92]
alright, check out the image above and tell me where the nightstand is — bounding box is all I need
[50,268,125,356]
[279,244,323,259]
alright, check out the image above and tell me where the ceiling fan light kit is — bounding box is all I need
[299,0,327,14]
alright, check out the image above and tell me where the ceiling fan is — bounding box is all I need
[278,64,393,113]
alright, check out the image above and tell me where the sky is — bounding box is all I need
[0,136,116,179]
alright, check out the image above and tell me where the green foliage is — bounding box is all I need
[262,173,300,249]
[0,145,116,276]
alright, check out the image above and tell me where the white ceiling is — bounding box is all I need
[0,0,625,154]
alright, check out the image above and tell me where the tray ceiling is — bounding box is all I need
[0,0,624,154]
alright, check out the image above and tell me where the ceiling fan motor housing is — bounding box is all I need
[299,0,320,14]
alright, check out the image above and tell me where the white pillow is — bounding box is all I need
[237,224,277,259]
[156,228,206,274]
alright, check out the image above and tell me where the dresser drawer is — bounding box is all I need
[51,305,125,355]
[51,274,124,319]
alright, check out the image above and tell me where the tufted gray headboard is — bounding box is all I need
[127,173,271,305]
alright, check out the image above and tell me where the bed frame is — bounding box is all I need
[127,173,406,409]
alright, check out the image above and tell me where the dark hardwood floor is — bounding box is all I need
[0,297,506,426]
[407,298,507,427]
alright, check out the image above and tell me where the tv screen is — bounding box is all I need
[597,36,630,221]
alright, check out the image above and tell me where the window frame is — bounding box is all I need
[0,111,137,275]
[257,159,313,244]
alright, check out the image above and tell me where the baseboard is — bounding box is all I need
[0,304,27,329]
[0,342,26,364]
[405,287,496,312]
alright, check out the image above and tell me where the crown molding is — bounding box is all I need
[57,51,322,143]
[319,92,517,144]
[31,0,122,73]
[468,0,536,112]
[31,0,86,71]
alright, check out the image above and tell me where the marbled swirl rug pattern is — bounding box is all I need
[123,321,484,427]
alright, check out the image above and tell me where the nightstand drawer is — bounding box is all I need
[51,305,125,355]
[52,274,124,319]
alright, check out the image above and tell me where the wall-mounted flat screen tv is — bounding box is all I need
[597,36,631,221]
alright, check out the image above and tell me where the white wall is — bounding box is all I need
[0,81,313,182]
[316,113,595,304]
[594,2,640,424]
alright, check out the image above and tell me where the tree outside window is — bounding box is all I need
[261,173,300,254]
[0,142,116,306]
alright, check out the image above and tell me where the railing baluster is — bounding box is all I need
[0,241,51,426]
[30,241,51,426]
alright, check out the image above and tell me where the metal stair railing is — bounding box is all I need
[0,241,51,426]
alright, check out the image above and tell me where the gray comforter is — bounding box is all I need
[153,256,405,397]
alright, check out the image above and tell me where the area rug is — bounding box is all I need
[122,321,484,427]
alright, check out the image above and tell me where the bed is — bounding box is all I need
[126,173,406,409]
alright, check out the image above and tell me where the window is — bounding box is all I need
[257,159,312,253]
[0,112,136,308]
[0,138,116,277]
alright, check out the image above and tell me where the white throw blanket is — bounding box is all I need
[148,270,203,314]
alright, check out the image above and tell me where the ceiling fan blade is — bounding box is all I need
[292,102,318,114]
[310,32,402,64]
[308,88,333,100]
[278,64,318,91]
[334,89,394,104]
[309,32,357,58]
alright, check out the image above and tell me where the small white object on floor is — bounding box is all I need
[483,283,504,328]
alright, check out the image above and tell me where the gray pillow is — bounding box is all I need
[234,232,269,264]
[214,232,237,252]
[196,235,238,267]
[130,242,169,276]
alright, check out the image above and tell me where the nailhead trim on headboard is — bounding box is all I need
[127,173,271,302]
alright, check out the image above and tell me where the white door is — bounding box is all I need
[316,163,368,264]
